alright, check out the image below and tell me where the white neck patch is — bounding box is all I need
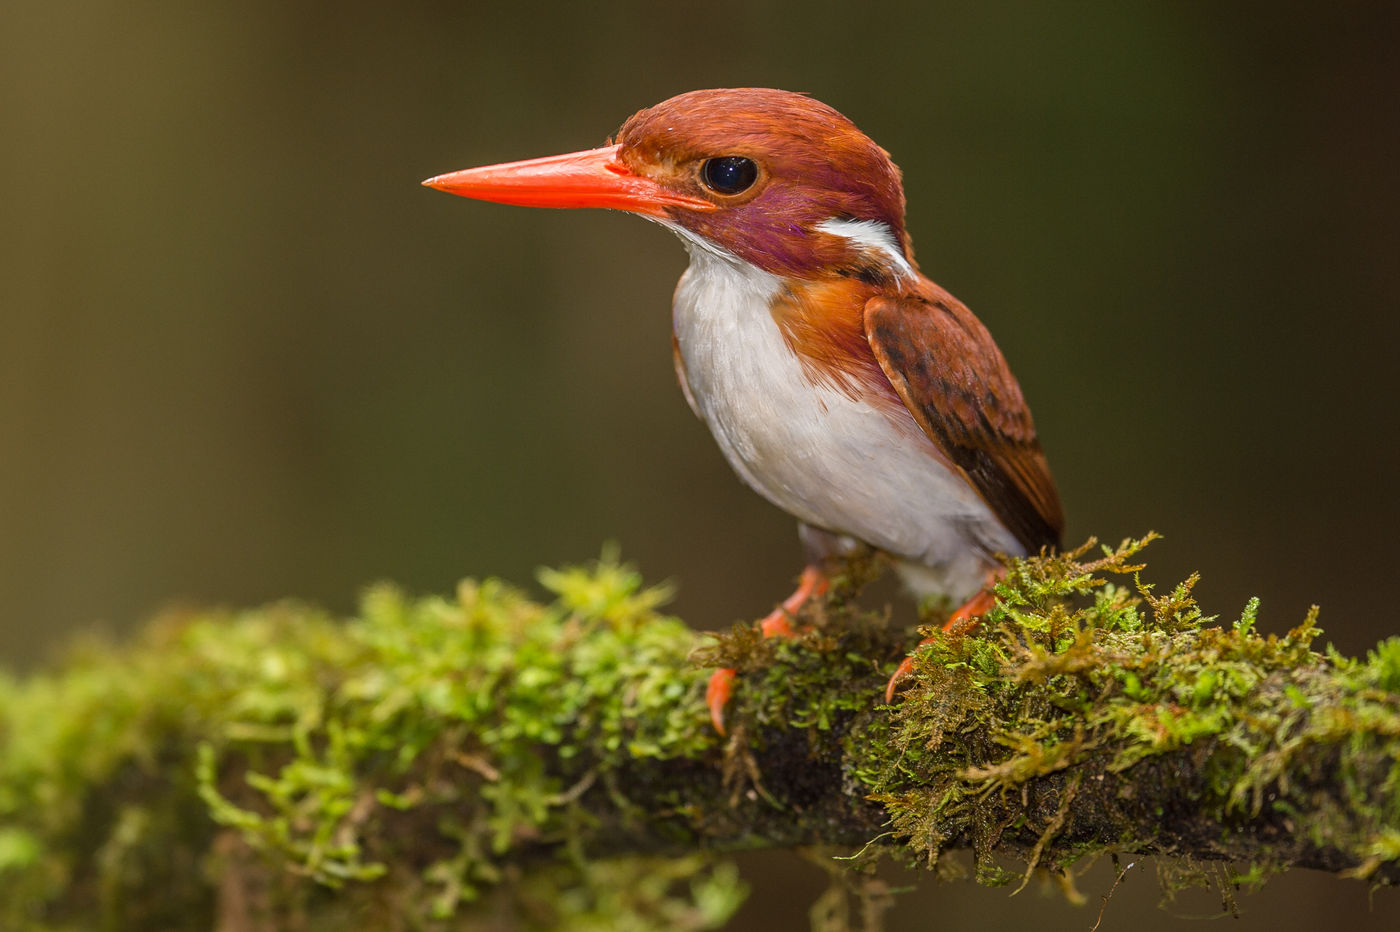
[815,218,914,281]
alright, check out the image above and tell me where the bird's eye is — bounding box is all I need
[700,156,758,196]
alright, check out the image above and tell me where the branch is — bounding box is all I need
[2,537,1398,929]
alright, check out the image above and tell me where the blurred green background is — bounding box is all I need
[2,2,1397,928]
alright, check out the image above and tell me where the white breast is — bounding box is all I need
[668,231,1022,598]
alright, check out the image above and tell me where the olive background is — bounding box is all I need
[2,2,1397,929]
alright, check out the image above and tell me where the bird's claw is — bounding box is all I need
[884,654,917,703]
[887,579,1002,703]
[941,585,998,635]
[759,609,796,638]
[707,667,736,736]
[711,608,797,735]
[704,565,827,735]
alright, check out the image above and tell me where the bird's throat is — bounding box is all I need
[669,237,1011,579]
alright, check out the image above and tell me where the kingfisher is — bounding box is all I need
[424,88,1063,733]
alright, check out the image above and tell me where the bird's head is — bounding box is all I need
[424,88,913,281]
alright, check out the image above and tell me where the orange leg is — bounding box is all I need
[884,577,1000,704]
[707,565,828,735]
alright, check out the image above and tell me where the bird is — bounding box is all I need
[423,88,1063,733]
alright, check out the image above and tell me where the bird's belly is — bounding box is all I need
[692,352,1006,568]
[672,257,1020,579]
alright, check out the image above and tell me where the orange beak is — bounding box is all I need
[422,144,715,219]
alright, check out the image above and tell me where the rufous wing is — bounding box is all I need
[864,288,1064,553]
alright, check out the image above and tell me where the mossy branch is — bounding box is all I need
[2,537,1399,929]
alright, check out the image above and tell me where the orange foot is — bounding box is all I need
[707,565,828,735]
[884,578,1000,704]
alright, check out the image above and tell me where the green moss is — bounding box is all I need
[1,536,1398,928]
[0,551,742,930]
[872,536,1400,891]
